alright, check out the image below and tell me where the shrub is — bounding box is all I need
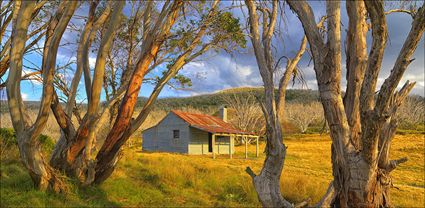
[0,128,55,155]
[38,134,55,153]
[0,128,17,145]
[0,128,18,160]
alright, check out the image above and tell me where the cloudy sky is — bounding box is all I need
[1,1,423,102]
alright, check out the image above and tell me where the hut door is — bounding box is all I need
[208,133,212,152]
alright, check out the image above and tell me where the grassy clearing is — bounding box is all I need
[1,134,424,207]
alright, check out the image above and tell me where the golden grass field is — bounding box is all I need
[1,133,423,207]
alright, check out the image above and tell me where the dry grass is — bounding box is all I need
[105,134,424,207]
[280,134,425,207]
[180,134,424,206]
[1,134,423,207]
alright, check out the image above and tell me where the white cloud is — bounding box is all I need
[21,93,28,101]
[179,55,262,94]
[89,57,97,68]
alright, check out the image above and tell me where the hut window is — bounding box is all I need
[173,130,180,139]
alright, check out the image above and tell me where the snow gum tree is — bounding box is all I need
[287,0,425,206]
[5,0,246,190]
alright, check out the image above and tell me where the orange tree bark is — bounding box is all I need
[93,0,184,184]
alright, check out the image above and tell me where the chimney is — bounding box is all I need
[219,105,228,122]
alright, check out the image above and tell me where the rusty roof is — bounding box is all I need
[171,110,254,135]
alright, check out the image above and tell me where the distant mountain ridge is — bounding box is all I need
[2,87,424,114]
[136,87,320,111]
[0,87,321,112]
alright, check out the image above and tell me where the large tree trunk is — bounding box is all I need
[247,130,291,207]
[287,0,425,207]
[331,151,389,207]
[6,0,77,192]
[17,133,68,192]
[49,91,78,173]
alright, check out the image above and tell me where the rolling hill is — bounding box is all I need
[136,87,320,111]
[1,87,320,113]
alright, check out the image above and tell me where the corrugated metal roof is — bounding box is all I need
[171,110,254,135]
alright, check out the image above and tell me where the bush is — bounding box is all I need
[415,124,425,132]
[38,134,55,153]
[0,128,17,145]
[0,128,55,155]
[0,128,18,160]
